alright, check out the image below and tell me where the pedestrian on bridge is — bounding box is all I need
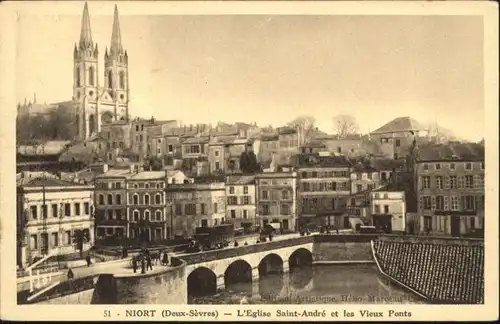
[85,255,91,267]
[147,255,153,271]
[141,257,146,274]
[132,259,138,273]
[67,268,74,281]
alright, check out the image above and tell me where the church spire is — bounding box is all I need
[109,5,123,57]
[79,2,93,50]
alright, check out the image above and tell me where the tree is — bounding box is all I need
[72,229,90,258]
[332,114,359,139]
[288,116,316,146]
[239,151,260,174]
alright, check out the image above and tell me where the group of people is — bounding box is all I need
[131,249,171,274]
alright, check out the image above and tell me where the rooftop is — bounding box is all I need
[129,171,166,180]
[371,116,426,135]
[181,136,210,144]
[96,169,132,178]
[416,142,485,162]
[293,153,352,168]
[226,175,256,185]
[370,158,406,171]
[18,175,91,188]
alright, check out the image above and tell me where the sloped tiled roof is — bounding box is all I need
[371,158,406,171]
[416,142,485,162]
[18,176,89,188]
[181,136,210,144]
[371,116,426,135]
[226,175,256,185]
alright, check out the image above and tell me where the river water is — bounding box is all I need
[189,264,425,304]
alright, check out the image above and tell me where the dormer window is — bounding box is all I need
[423,164,429,171]
[465,163,472,170]
[450,163,456,170]
[435,163,441,170]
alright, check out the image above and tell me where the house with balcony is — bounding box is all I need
[412,142,485,237]
[126,170,168,242]
[255,171,297,231]
[225,175,256,230]
[93,166,131,243]
[347,160,381,227]
[16,174,95,268]
[295,153,352,229]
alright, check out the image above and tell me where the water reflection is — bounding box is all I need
[189,264,425,304]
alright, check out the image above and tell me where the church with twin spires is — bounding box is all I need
[74,2,130,140]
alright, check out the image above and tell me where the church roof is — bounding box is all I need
[109,5,123,57]
[371,116,426,135]
[79,2,93,50]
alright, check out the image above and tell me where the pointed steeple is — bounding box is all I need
[79,2,93,50]
[109,5,123,57]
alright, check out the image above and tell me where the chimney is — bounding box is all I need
[129,164,135,174]
[103,163,109,173]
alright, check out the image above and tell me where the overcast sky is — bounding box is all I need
[16,4,484,140]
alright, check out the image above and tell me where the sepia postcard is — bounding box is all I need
[0,0,498,321]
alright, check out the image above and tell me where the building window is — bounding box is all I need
[51,233,59,247]
[395,139,401,147]
[470,217,475,229]
[422,176,431,189]
[74,203,81,216]
[76,67,81,87]
[156,183,162,189]
[213,203,218,213]
[66,231,71,245]
[155,194,162,204]
[215,151,219,157]
[282,190,289,200]
[436,196,444,210]
[423,164,429,171]
[116,210,122,220]
[141,125,144,131]
[374,204,380,214]
[229,186,235,194]
[133,184,138,189]
[243,196,250,204]
[201,203,206,215]
[185,204,196,215]
[280,203,290,215]
[175,204,182,215]
[464,195,475,210]
[356,184,363,193]
[384,205,389,213]
[144,194,150,205]
[145,183,150,189]
[450,196,459,211]
[262,204,269,215]
[436,176,443,189]
[243,186,248,194]
[480,162,485,170]
[29,206,38,219]
[450,163,456,170]
[133,194,139,205]
[116,195,122,205]
[243,210,248,219]
[262,190,269,200]
[201,219,208,227]
[64,203,71,216]
[52,204,58,218]
[133,210,139,221]
[107,194,113,205]
[337,147,342,153]
[144,210,150,220]
[450,176,457,189]
[84,202,90,215]
[98,194,104,205]
[423,196,431,210]
[227,196,238,205]
[215,161,220,170]
[465,162,472,170]
[119,71,125,89]
[435,163,441,170]
[465,175,474,188]
[350,198,356,206]
[155,210,162,221]
[230,210,236,218]
[168,145,173,152]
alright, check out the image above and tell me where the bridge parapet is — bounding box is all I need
[181,235,314,265]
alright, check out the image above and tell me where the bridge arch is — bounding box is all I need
[288,247,313,271]
[187,266,217,298]
[258,253,284,277]
[224,259,252,288]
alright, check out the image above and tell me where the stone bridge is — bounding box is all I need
[180,236,315,297]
